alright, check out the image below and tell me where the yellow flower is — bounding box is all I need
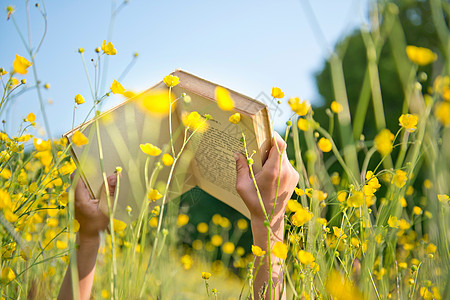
[235,219,247,230]
[112,219,127,232]
[163,74,180,87]
[177,214,189,227]
[317,137,332,152]
[326,270,363,300]
[26,112,36,123]
[182,111,208,132]
[148,188,162,202]
[272,242,287,260]
[101,289,110,298]
[6,5,15,20]
[391,170,407,188]
[162,153,174,166]
[201,272,211,280]
[72,219,80,232]
[374,129,394,156]
[197,222,208,233]
[365,171,381,190]
[271,86,284,98]
[288,97,310,116]
[399,114,418,132]
[56,240,68,250]
[347,191,364,207]
[400,196,407,207]
[332,226,347,239]
[434,101,450,126]
[137,90,176,116]
[102,40,117,55]
[211,235,223,247]
[297,250,315,265]
[110,79,125,94]
[34,138,52,151]
[437,194,449,203]
[406,45,437,66]
[388,215,399,228]
[291,206,313,227]
[1,267,15,283]
[13,54,32,74]
[330,101,343,113]
[413,206,422,215]
[426,243,437,254]
[228,113,241,124]
[222,242,235,254]
[399,219,411,230]
[72,131,89,147]
[180,254,193,270]
[252,245,266,257]
[215,86,234,111]
[140,143,162,156]
[297,118,310,131]
[4,208,18,223]
[74,94,85,105]
[337,191,347,203]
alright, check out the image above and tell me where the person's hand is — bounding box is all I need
[70,172,116,240]
[234,132,299,229]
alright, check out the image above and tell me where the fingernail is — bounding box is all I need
[233,153,240,161]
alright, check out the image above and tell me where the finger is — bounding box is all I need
[260,132,287,175]
[234,152,250,193]
[99,174,118,215]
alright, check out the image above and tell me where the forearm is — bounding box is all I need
[58,234,100,300]
[251,218,286,300]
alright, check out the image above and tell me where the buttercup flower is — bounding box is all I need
[297,118,310,131]
[298,250,315,265]
[162,153,174,166]
[13,54,32,74]
[75,94,85,105]
[272,242,287,260]
[163,75,180,87]
[215,86,234,111]
[201,272,211,280]
[391,170,407,188]
[331,101,343,113]
[374,129,394,156]
[288,98,310,116]
[291,206,313,227]
[252,245,266,257]
[110,80,125,94]
[271,86,284,98]
[317,137,332,152]
[72,131,89,147]
[347,191,364,207]
[140,143,162,156]
[399,114,418,132]
[434,102,450,126]
[26,112,36,123]
[388,216,399,228]
[102,40,117,55]
[182,111,208,132]
[148,188,162,201]
[228,113,241,124]
[406,45,437,66]
[112,219,127,232]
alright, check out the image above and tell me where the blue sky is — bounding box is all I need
[0,0,368,137]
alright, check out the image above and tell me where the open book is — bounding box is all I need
[64,70,273,223]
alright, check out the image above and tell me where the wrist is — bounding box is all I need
[77,232,101,248]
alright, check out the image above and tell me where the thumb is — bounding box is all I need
[99,174,118,215]
[234,152,250,184]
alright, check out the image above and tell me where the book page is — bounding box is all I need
[66,85,194,223]
[172,88,264,218]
